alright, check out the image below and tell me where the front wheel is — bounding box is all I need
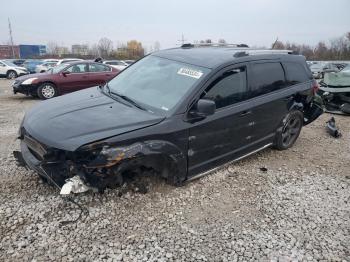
[37,83,58,99]
[274,110,303,150]
[7,70,17,79]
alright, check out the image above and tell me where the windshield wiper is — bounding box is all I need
[110,91,147,111]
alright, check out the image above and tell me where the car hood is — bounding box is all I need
[22,87,165,151]
[16,73,48,81]
[15,66,27,71]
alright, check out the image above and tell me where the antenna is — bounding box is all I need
[178,34,187,45]
[8,18,15,58]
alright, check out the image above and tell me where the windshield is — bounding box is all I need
[107,56,210,112]
[2,60,17,67]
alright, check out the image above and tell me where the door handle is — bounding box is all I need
[240,110,252,117]
[105,74,111,76]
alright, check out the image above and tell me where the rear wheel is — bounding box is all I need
[274,110,303,150]
[7,70,17,79]
[37,83,57,99]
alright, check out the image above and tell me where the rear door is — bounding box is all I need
[246,61,291,142]
[58,63,90,93]
[88,63,114,86]
[187,65,255,176]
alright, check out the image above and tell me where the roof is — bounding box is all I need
[152,47,297,69]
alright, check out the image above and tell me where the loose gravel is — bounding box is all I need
[0,79,349,261]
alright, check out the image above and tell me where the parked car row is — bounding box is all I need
[1,58,134,79]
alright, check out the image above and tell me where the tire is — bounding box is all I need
[37,83,58,99]
[6,70,17,79]
[274,110,303,150]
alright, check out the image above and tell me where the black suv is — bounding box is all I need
[15,45,323,191]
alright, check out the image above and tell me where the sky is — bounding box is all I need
[1,0,349,50]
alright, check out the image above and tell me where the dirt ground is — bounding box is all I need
[0,78,349,261]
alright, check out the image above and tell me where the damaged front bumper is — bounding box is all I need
[12,81,38,95]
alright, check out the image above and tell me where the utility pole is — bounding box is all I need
[178,34,187,46]
[8,18,15,58]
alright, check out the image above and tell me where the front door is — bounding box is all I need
[59,63,89,93]
[187,65,254,176]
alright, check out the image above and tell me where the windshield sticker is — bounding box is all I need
[177,68,203,79]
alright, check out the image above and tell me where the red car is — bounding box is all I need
[12,61,119,99]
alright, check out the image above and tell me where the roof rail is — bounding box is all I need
[181,43,249,48]
[233,49,295,57]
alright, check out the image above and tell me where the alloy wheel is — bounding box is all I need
[41,85,55,99]
[8,71,17,79]
[281,116,302,147]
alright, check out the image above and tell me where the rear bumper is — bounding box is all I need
[303,102,324,125]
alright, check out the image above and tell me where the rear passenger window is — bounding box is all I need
[203,67,247,109]
[283,62,309,85]
[89,64,111,72]
[249,62,286,98]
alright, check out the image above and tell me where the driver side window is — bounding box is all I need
[203,67,247,109]
[66,63,88,73]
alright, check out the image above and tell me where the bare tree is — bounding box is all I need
[88,44,100,57]
[97,37,113,58]
[218,39,226,45]
[46,41,60,55]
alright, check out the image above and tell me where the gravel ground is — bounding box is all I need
[0,78,349,261]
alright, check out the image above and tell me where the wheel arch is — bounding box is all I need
[85,140,188,186]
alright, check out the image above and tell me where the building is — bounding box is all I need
[0,45,20,59]
[72,44,88,56]
[19,45,47,58]
[56,46,70,56]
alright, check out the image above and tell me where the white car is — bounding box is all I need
[35,62,58,73]
[0,60,29,79]
[43,59,60,63]
[56,58,83,65]
[103,60,129,71]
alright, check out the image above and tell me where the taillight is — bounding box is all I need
[311,80,319,95]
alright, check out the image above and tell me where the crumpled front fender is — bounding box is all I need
[85,140,187,185]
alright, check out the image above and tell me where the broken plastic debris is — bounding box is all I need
[326,117,342,138]
[60,176,91,195]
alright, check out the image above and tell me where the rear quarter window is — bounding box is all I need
[249,62,287,98]
[283,62,310,85]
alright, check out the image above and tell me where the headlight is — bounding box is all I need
[21,78,38,85]
[83,143,143,169]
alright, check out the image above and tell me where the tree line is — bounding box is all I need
[46,32,350,61]
[271,32,350,60]
[46,38,158,60]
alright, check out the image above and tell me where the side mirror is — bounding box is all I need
[196,99,216,116]
[62,71,70,76]
[189,99,216,120]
